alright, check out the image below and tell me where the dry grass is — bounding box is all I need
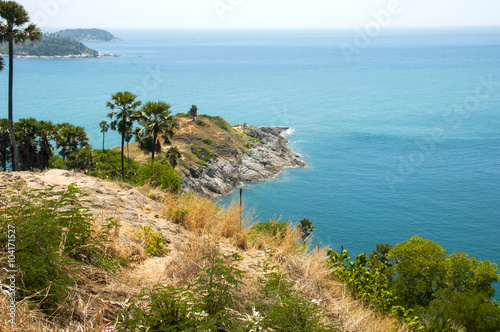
[160,191,249,250]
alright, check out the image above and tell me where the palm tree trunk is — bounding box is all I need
[102,133,105,151]
[8,39,19,172]
[121,134,125,181]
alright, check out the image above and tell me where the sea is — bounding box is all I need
[1,28,499,297]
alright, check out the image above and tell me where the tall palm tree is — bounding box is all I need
[107,91,141,181]
[135,101,178,161]
[99,120,109,151]
[0,1,41,171]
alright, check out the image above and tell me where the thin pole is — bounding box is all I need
[239,188,243,231]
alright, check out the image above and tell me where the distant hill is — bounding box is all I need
[0,34,110,58]
[54,28,121,42]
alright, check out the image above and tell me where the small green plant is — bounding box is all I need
[139,225,169,257]
[196,119,206,126]
[202,138,213,145]
[249,220,290,239]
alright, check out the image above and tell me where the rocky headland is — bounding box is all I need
[181,125,307,197]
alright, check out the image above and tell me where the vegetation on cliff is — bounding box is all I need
[0,33,99,57]
[54,28,121,42]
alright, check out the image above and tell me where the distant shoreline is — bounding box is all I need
[0,52,119,59]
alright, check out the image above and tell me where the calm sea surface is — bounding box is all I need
[2,28,499,296]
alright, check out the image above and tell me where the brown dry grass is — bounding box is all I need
[159,191,249,250]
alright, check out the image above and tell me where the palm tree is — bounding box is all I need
[55,123,89,160]
[107,91,141,181]
[135,101,178,161]
[99,120,109,151]
[37,120,56,170]
[0,118,10,171]
[0,57,4,71]
[0,1,41,171]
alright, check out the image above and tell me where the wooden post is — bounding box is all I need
[239,188,243,231]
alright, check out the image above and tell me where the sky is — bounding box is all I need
[17,0,500,31]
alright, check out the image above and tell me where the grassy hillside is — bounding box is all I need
[0,170,404,331]
[115,114,255,166]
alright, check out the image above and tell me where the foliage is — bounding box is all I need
[107,91,142,181]
[134,101,178,161]
[202,138,213,145]
[134,160,182,192]
[165,147,181,168]
[0,183,121,312]
[327,249,399,314]
[0,33,98,56]
[99,120,109,150]
[118,254,338,331]
[54,28,119,42]
[138,225,169,257]
[298,218,315,242]
[55,122,89,160]
[1,117,91,171]
[190,144,213,164]
[66,148,96,172]
[332,235,500,330]
[90,149,139,180]
[388,235,500,330]
[249,220,290,240]
[0,0,42,171]
[256,262,337,331]
[189,105,198,120]
[49,154,67,169]
[195,119,206,126]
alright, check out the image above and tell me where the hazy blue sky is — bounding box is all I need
[19,0,500,30]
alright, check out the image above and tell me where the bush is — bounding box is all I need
[0,183,120,312]
[134,160,182,192]
[139,225,169,257]
[66,148,96,172]
[49,154,67,169]
[90,149,139,180]
[249,220,290,239]
[202,138,213,145]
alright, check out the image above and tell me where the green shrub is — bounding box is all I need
[196,119,206,126]
[66,148,96,172]
[138,225,169,257]
[256,262,337,331]
[202,138,213,145]
[249,220,289,239]
[91,149,140,180]
[49,154,67,169]
[0,183,120,312]
[134,160,182,192]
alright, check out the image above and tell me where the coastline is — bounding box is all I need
[0,52,119,59]
[181,125,307,198]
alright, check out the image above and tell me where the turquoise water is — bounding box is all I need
[2,28,499,296]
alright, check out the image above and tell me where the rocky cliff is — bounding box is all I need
[181,125,306,197]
